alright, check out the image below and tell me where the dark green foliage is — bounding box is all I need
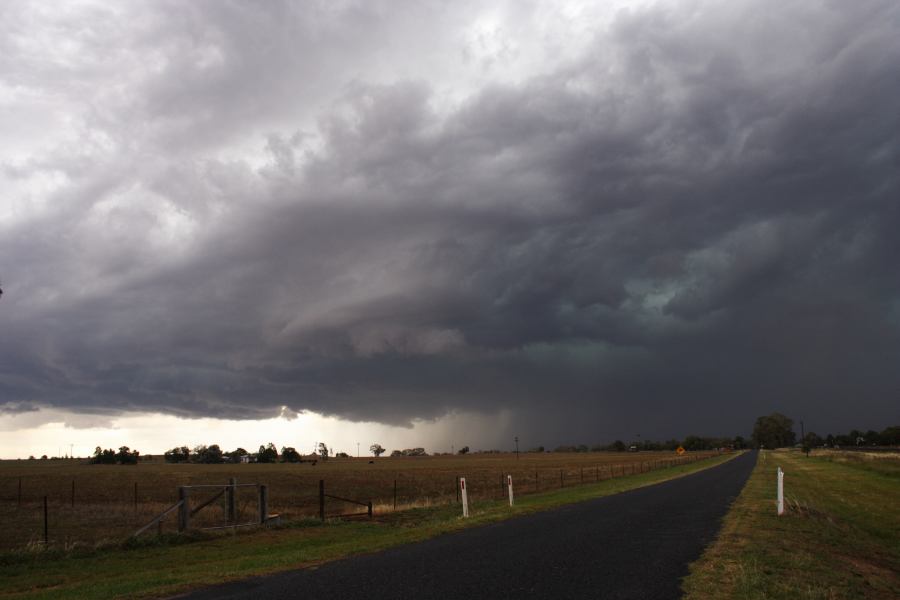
[280,447,301,462]
[751,413,796,449]
[91,446,139,465]
[257,443,278,463]
[164,446,191,463]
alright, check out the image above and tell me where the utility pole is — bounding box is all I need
[515,436,519,460]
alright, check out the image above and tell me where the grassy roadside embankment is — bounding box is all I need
[683,449,900,600]
[0,452,740,600]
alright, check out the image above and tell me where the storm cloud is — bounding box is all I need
[1,0,898,443]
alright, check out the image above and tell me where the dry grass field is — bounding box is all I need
[0,450,716,552]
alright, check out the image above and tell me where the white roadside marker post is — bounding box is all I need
[777,467,784,516]
[507,475,514,507]
[460,477,469,518]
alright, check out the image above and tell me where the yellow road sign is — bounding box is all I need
[676,446,685,455]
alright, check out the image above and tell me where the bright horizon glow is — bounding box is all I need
[0,408,514,460]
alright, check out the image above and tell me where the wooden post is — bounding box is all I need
[178,486,190,532]
[227,478,236,523]
[259,485,268,524]
[319,480,325,521]
[71,480,75,508]
[43,496,48,544]
[367,501,373,519]
[393,479,397,510]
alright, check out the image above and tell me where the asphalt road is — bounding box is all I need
[175,451,756,600]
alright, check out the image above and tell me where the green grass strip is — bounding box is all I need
[683,450,900,600]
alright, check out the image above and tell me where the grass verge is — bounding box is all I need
[0,452,739,600]
[682,450,900,600]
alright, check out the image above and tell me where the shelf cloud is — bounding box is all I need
[1,0,898,442]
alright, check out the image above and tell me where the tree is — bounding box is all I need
[612,440,626,452]
[369,443,385,457]
[336,451,350,458]
[91,446,116,464]
[226,447,248,463]
[164,446,191,463]
[318,442,329,461]
[751,413,796,449]
[281,447,301,462]
[457,446,469,454]
[879,426,900,446]
[257,443,278,463]
[116,446,139,465]
[193,444,224,464]
[390,450,402,457]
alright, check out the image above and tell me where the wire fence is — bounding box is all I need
[0,452,718,551]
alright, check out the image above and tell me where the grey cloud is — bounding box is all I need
[1,0,898,445]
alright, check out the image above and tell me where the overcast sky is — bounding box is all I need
[1,0,898,457]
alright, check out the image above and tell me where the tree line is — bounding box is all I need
[751,413,899,450]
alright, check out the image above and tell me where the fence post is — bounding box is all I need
[393,479,397,510]
[460,477,469,518]
[507,475,514,507]
[319,480,325,521]
[43,495,48,545]
[178,486,190,532]
[777,467,784,516]
[367,501,373,519]
[227,478,236,523]
[259,485,268,524]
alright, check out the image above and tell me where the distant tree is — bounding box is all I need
[315,442,329,461]
[401,447,426,456]
[825,434,836,447]
[611,440,626,452]
[28,455,35,460]
[281,447,301,463]
[226,447,248,463]
[369,443,386,457]
[116,446,140,464]
[336,451,350,458]
[40,455,48,460]
[193,444,224,464]
[457,446,469,455]
[528,446,545,453]
[91,447,116,464]
[390,450,402,457]
[733,436,746,450]
[751,413,796,449]
[879,426,900,446]
[257,443,278,463]
[164,446,191,463]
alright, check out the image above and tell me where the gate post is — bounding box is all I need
[227,478,236,523]
[178,486,190,532]
[259,484,268,524]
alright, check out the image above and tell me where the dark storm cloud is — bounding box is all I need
[1,0,898,443]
